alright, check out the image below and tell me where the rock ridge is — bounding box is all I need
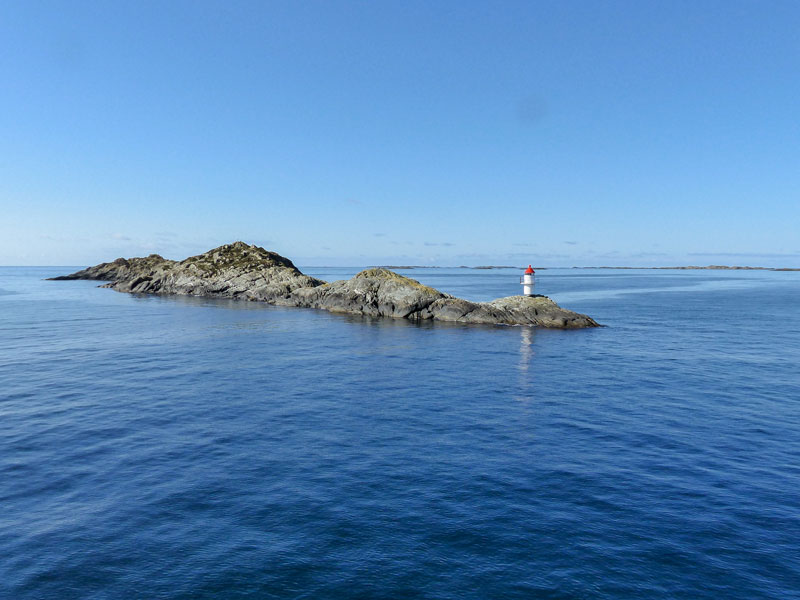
[50,242,600,328]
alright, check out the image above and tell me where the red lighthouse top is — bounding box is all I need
[524,265,535,274]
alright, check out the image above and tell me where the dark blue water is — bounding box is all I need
[2,266,799,599]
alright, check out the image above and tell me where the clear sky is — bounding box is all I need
[2,0,798,267]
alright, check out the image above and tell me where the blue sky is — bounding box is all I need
[2,0,798,267]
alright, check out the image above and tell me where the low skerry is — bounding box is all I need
[51,242,599,328]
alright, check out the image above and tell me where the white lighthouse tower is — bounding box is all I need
[521,265,535,296]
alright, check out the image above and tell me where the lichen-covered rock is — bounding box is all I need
[291,268,451,319]
[49,254,175,282]
[50,242,600,328]
[52,242,325,300]
[483,295,599,328]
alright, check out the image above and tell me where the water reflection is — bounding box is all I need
[129,292,273,311]
[512,326,536,404]
[518,326,534,374]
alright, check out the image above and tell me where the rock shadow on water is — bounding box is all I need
[128,292,283,312]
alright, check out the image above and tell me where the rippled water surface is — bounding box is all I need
[1,266,799,599]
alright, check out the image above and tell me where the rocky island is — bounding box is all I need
[50,242,599,328]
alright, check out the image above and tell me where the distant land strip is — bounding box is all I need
[371,265,799,271]
[375,265,520,270]
[572,266,800,271]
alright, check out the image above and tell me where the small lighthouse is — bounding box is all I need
[521,265,535,296]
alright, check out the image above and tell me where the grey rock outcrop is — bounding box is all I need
[50,254,176,282]
[51,242,324,301]
[291,268,451,319]
[50,242,599,328]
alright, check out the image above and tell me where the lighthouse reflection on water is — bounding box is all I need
[519,326,534,374]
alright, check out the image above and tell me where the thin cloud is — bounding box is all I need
[688,252,800,258]
[502,252,571,259]
[630,252,668,258]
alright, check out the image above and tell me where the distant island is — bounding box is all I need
[470,265,520,270]
[375,265,525,270]
[50,242,599,329]
[373,265,439,270]
[573,265,800,271]
[372,264,798,271]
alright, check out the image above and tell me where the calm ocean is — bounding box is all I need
[1,266,799,599]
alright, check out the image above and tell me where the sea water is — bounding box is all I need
[1,266,798,599]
